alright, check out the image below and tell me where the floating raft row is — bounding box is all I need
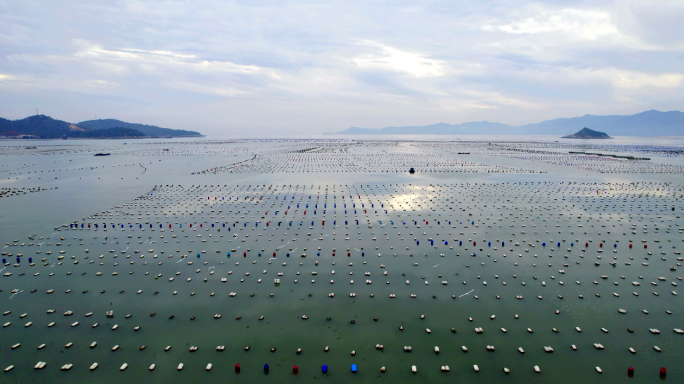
[1,180,682,380]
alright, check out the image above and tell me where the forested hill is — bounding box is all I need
[78,119,202,137]
[0,115,202,139]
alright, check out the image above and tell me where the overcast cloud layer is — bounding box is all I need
[1,0,683,135]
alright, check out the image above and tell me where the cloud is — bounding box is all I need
[74,41,261,74]
[485,8,619,40]
[0,0,682,133]
[350,40,445,78]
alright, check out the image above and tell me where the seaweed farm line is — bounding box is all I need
[1,138,683,384]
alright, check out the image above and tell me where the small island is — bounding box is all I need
[562,127,612,139]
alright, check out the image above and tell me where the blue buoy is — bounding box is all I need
[227,252,231,258]
[197,253,200,258]
[322,365,328,373]
[264,364,269,372]
[351,364,358,373]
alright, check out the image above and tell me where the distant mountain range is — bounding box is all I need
[336,110,684,136]
[0,115,202,139]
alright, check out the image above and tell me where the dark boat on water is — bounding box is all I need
[94,153,111,156]
[409,167,415,174]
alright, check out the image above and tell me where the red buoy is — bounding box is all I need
[629,243,632,249]
[322,220,325,226]
[243,252,246,257]
[169,224,171,228]
[273,252,276,257]
[235,363,240,373]
[332,252,336,256]
[293,365,299,375]
[473,241,476,246]
[660,367,666,376]
[585,242,588,247]
[627,367,634,376]
[599,243,603,248]
[644,244,647,249]
[200,223,203,227]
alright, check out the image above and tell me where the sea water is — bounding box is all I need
[0,137,682,384]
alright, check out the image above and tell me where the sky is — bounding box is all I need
[0,0,683,135]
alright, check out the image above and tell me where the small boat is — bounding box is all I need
[473,365,479,372]
[89,363,98,371]
[94,153,111,156]
[119,363,128,371]
[534,365,540,373]
[596,366,603,373]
